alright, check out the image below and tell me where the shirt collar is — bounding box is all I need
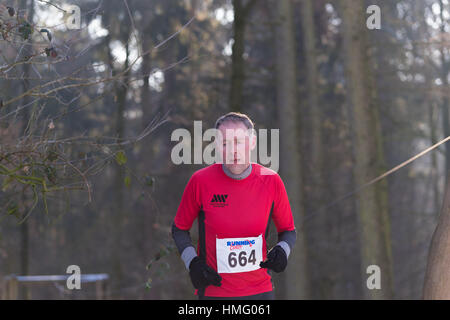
[222,163,252,180]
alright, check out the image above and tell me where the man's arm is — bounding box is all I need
[172,173,222,289]
[171,222,197,270]
[272,173,297,259]
[277,229,296,258]
[172,173,201,269]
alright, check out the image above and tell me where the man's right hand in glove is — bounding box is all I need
[189,256,222,289]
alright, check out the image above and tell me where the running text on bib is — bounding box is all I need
[216,234,263,273]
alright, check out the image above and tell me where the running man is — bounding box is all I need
[171,112,296,300]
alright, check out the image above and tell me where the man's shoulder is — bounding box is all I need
[253,163,280,179]
[190,163,221,180]
[252,163,286,191]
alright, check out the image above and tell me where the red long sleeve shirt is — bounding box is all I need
[174,162,295,297]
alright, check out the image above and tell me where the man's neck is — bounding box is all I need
[222,163,252,180]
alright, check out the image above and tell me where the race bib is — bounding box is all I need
[216,234,263,274]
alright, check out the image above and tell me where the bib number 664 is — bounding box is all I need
[228,250,257,268]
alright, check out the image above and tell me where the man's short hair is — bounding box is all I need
[214,112,255,130]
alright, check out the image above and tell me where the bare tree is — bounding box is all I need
[273,0,309,299]
[424,172,450,299]
[229,0,256,112]
[340,0,393,299]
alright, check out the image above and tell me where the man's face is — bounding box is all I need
[216,121,256,175]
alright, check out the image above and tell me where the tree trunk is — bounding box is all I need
[340,0,394,299]
[273,0,309,299]
[438,0,450,183]
[428,103,440,218]
[229,0,256,112]
[19,0,35,300]
[299,0,328,298]
[424,172,450,299]
[300,0,322,192]
[110,29,130,298]
[141,22,153,130]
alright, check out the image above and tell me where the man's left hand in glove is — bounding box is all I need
[259,245,288,273]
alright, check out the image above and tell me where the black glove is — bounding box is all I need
[259,245,287,273]
[189,256,222,289]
